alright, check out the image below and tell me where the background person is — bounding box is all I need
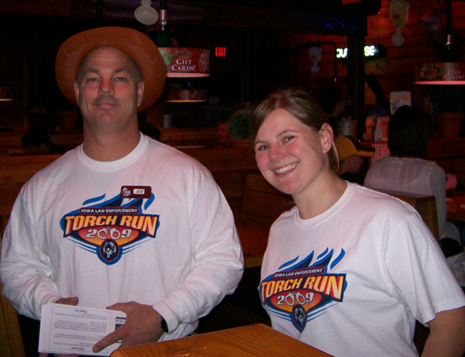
[249,88,465,357]
[334,135,374,185]
[21,125,66,154]
[0,26,243,354]
[214,119,231,148]
[21,105,66,154]
[363,115,377,141]
[364,105,461,245]
[362,104,390,141]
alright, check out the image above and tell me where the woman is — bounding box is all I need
[250,88,465,357]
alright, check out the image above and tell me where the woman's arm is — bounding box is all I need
[421,306,465,357]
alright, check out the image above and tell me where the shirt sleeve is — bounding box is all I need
[384,211,465,325]
[0,182,60,320]
[152,174,244,334]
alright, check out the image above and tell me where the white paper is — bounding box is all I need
[39,304,126,356]
[375,116,390,142]
[390,91,411,115]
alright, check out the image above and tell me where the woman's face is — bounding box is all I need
[254,108,332,198]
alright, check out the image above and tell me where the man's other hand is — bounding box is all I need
[92,302,163,353]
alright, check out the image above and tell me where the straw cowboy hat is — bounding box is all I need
[55,26,167,112]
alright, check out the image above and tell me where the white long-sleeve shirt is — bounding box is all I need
[0,134,244,340]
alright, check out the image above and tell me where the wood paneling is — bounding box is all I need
[239,174,293,231]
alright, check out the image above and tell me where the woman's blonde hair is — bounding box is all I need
[249,88,339,172]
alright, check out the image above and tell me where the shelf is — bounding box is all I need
[166,73,210,78]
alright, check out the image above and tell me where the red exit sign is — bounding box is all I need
[215,47,227,57]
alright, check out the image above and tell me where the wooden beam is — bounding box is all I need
[0,0,74,17]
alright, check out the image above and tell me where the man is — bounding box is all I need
[334,135,374,185]
[363,115,377,141]
[0,26,243,353]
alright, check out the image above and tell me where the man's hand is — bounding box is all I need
[92,302,164,353]
[55,297,79,306]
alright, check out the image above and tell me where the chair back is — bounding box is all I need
[379,190,440,243]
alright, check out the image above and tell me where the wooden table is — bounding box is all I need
[447,194,465,222]
[110,323,332,357]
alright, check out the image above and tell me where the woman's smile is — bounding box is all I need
[273,162,298,175]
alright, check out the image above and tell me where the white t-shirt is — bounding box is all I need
[0,134,244,340]
[260,183,465,356]
[364,156,460,241]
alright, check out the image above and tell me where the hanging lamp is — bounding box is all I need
[134,0,159,26]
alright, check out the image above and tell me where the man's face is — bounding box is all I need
[218,123,229,143]
[365,116,376,140]
[74,46,144,134]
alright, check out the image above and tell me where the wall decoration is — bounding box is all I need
[390,0,409,46]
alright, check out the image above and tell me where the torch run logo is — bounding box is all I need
[60,193,160,265]
[260,249,347,332]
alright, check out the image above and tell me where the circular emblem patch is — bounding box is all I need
[100,239,120,263]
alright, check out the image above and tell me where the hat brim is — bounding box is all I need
[357,151,375,157]
[55,26,166,112]
[339,150,375,161]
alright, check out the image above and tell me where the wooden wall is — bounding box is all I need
[278,0,465,109]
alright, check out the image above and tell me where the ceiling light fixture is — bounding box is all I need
[134,0,159,26]
[390,0,409,47]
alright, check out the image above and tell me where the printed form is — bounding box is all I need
[39,303,126,356]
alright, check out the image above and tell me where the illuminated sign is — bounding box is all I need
[215,47,227,57]
[336,44,381,59]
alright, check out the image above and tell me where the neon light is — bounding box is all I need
[336,44,380,59]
